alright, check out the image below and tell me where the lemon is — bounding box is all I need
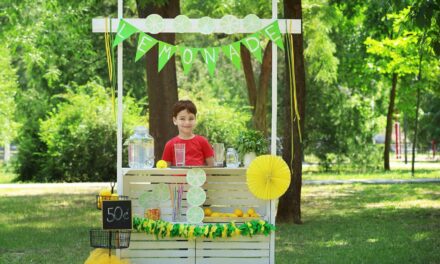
[247,208,256,216]
[110,193,119,200]
[211,212,221,217]
[243,213,250,217]
[204,208,213,217]
[99,189,111,197]
[156,160,168,169]
[234,208,243,217]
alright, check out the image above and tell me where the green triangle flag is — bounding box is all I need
[261,21,284,50]
[179,47,199,75]
[201,47,220,76]
[135,33,158,62]
[158,41,177,72]
[113,19,139,47]
[221,42,242,70]
[241,33,262,63]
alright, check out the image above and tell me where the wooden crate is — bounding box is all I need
[121,168,274,264]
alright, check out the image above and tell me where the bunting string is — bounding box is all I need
[111,19,285,76]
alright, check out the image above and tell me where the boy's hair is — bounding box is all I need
[172,100,197,117]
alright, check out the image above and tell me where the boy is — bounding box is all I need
[162,100,214,166]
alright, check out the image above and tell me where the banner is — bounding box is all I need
[113,19,139,48]
[262,21,284,51]
[180,47,199,75]
[222,42,242,70]
[135,33,158,62]
[112,20,284,75]
[200,47,220,76]
[158,41,177,72]
[241,33,262,63]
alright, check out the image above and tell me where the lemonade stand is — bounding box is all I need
[92,0,301,263]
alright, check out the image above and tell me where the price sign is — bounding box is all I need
[102,200,132,230]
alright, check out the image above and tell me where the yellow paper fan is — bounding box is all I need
[246,155,291,200]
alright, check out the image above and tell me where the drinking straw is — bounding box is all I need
[178,184,183,221]
[169,184,174,221]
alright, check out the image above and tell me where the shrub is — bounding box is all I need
[38,82,145,182]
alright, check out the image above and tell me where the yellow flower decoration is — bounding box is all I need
[246,155,291,200]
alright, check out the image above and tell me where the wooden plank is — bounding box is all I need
[203,217,263,223]
[129,241,194,249]
[131,233,191,240]
[195,258,269,264]
[121,249,195,258]
[92,18,302,34]
[123,168,246,175]
[128,258,194,264]
[197,236,270,242]
[195,249,269,257]
[196,242,269,249]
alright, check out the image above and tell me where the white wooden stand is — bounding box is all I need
[92,1,302,263]
[122,168,273,264]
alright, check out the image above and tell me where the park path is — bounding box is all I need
[1,179,439,196]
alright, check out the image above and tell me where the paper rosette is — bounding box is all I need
[246,155,291,200]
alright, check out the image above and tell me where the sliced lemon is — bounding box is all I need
[187,186,206,207]
[186,206,204,224]
[154,183,170,202]
[186,168,206,187]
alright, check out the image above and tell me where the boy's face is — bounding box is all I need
[173,109,196,135]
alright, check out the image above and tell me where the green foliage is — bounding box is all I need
[303,0,340,84]
[191,97,251,149]
[35,82,145,182]
[236,130,268,156]
[0,45,20,145]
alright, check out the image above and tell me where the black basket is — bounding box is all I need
[89,229,131,249]
[96,195,129,210]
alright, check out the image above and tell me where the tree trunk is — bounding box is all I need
[384,73,398,170]
[411,52,423,176]
[277,0,305,224]
[411,85,421,176]
[136,0,180,162]
[403,114,408,164]
[240,42,272,136]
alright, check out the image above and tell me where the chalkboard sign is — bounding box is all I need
[102,200,132,230]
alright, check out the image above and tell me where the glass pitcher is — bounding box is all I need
[128,126,154,168]
[226,148,239,168]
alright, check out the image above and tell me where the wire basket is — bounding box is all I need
[96,195,129,210]
[89,229,131,249]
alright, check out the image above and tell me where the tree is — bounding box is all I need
[135,0,180,161]
[364,5,419,171]
[277,0,306,224]
[240,42,272,136]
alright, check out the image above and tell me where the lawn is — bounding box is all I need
[1,183,439,263]
[276,183,440,264]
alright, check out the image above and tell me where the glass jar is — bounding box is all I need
[128,126,154,168]
[226,148,239,168]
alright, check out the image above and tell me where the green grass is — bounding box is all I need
[0,193,101,263]
[276,183,440,264]
[0,171,18,183]
[303,168,440,181]
[1,183,439,263]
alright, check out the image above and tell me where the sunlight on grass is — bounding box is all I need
[413,232,430,242]
[365,199,440,209]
